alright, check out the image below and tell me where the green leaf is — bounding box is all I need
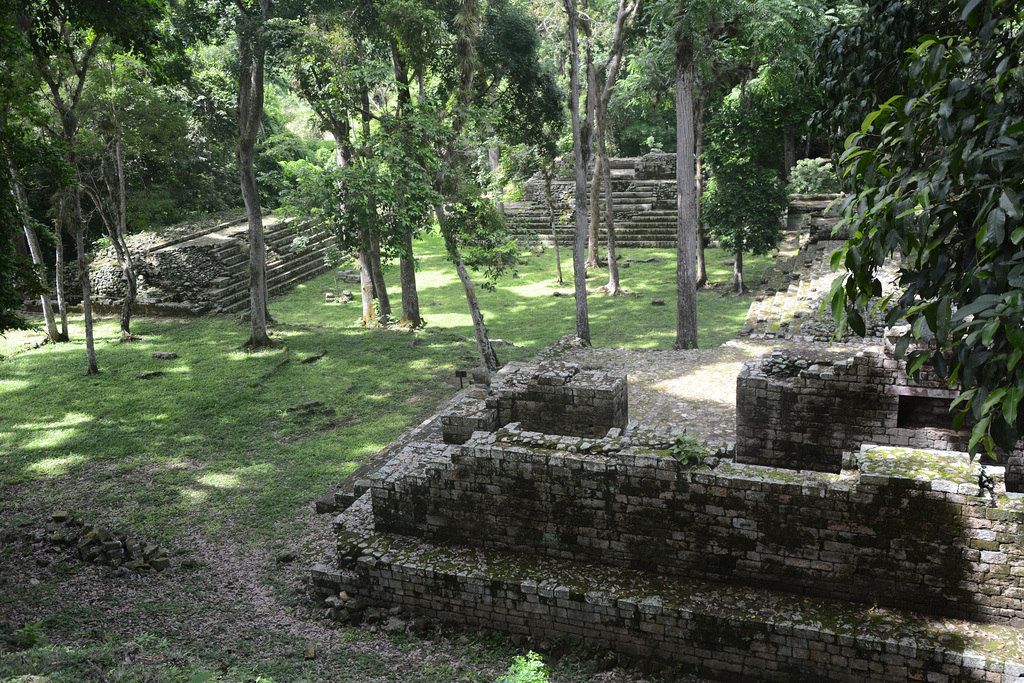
[960,0,984,22]
[189,674,216,683]
[953,294,1002,321]
[1008,348,1024,373]
[848,308,866,337]
[908,350,930,377]
[1003,386,1022,427]
[968,415,991,455]
[861,109,884,134]
[894,333,911,359]
[999,190,1022,220]
[981,388,1007,415]
[982,319,1000,346]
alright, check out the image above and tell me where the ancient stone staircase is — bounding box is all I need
[739,195,893,342]
[504,177,678,249]
[197,215,334,314]
[81,212,334,317]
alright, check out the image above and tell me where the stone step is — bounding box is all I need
[213,256,330,313]
[208,243,331,305]
[321,497,1021,683]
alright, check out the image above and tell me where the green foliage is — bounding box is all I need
[807,0,956,163]
[787,158,839,195]
[10,620,47,650]
[701,85,789,259]
[497,652,549,683]
[824,0,1024,456]
[669,433,711,465]
[478,0,563,150]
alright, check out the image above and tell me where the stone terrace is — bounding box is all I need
[312,231,1024,681]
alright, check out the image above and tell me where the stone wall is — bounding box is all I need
[319,551,1024,683]
[736,345,971,472]
[371,430,1024,626]
[441,362,628,444]
[633,151,676,180]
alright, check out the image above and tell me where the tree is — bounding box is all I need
[234,0,275,349]
[79,53,145,341]
[823,0,1024,456]
[562,0,591,344]
[14,0,165,373]
[667,0,822,347]
[0,27,61,337]
[701,84,789,292]
[673,10,700,349]
[590,0,641,297]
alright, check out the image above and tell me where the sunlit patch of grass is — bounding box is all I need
[19,412,92,450]
[0,377,32,394]
[27,453,86,476]
[197,472,242,488]
[181,488,208,503]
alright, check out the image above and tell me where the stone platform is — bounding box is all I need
[313,359,1024,681]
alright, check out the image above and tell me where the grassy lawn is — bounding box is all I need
[0,232,768,682]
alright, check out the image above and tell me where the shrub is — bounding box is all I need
[498,652,550,683]
[787,158,840,194]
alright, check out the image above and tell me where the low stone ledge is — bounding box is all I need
[332,500,1024,682]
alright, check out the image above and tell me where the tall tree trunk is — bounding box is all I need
[674,37,698,350]
[368,230,391,323]
[563,0,590,344]
[72,187,97,374]
[783,123,796,182]
[436,205,499,371]
[390,42,421,328]
[399,234,420,327]
[434,0,502,368]
[22,224,60,341]
[358,81,390,326]
[331,124,375,327]
[112,124,137,340]
[237,0,273,349]
[601,153,625,294]
[695,98,707,289]
[733,247,745,292]
[54,217,68,339]
[583,19,599,271]
[543,165,563,285]
[594,0,639,296]
[358,237,375,325]
[5,149,61,341]
[588,155,602,268]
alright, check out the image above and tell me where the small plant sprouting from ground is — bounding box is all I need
[9,620,47,650]
[497,651,550,683]
[669,432,711,466]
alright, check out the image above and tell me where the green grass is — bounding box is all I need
[1,233,767,542]
[0,232,767,682]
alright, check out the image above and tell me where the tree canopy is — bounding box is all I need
[823,0,1024,456]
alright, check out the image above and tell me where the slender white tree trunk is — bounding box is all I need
[674,39,698,350]
[563,0,590,343]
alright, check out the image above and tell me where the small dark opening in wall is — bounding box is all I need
[897,395,956,430]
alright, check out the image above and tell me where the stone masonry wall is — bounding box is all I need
[371,437,1024,625]
[320,550,1024,683]
[736,347,970,472]
[441,362,628,444]
[491,362,628,438]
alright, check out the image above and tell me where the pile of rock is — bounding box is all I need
[45,511,172,572]
[63,234,221,311]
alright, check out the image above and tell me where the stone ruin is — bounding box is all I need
[314,350,1024,681]
[736,327,1024,487]
[441,361,628,445]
